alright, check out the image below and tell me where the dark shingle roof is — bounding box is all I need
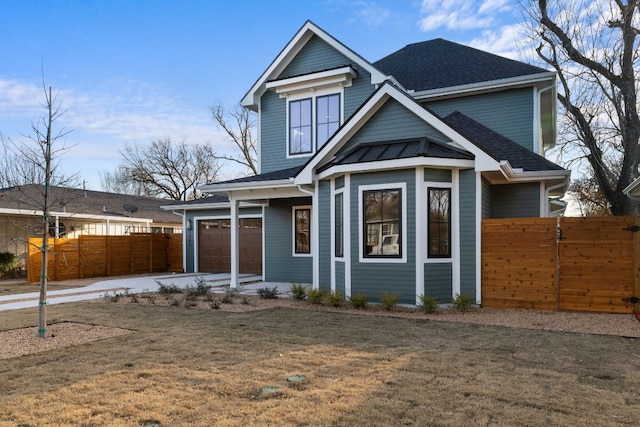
[444,112,565,172]
[322,136,473,170]
[373,38,548,92]
[210,166,304,185]
[0,185,181,223]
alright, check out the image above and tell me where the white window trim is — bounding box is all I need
[424,180,454,263]
[332,187,345,261]
[286,87,344,159]
[292,205,312,257]
[358,182,407,264]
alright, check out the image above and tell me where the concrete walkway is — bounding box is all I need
[0,273,299,311]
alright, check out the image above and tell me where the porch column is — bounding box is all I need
[230,197,240,288]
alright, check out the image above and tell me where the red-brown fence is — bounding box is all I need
[482,216,639,313]
[27,233,182,282]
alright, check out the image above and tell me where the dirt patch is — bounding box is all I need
[0,322,133,360]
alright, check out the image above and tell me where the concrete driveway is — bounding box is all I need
[0,273,299,311]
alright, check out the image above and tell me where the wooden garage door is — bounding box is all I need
[198,218,262,274]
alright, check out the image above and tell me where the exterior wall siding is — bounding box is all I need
[491,183,540,218]
[349,169,416,304]
[318,180,331,287]
[459,169,476,298]
[264,198,313,283]
[344,99,448,151]
[260,35,375,174]
[335,261,345,296]
[481,178,492,219]
[424,168,452,182]
[424,262,453,302]
[426,88,535,151]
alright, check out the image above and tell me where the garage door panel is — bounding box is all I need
[198,218,262,274]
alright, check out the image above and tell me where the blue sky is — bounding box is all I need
[0,0,525,190]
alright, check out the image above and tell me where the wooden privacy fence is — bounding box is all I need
[482,216,639,313]
[28,233,183,282]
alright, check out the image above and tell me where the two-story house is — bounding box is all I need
[170,21,569,305]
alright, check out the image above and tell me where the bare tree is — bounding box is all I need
[521,0,640,215]
[99,167,147,196]
[210,103,258,175]
[104,137,222,200]
[1,81,75,338]
[568,174,612,216]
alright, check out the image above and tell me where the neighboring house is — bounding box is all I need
[168,21,569,305]
[0,184,182,260]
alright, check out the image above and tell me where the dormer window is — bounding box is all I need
[266,66,355,157]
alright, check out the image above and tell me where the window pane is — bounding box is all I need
[316,94,340,147]
[290,99,312,154]
[428,188,451,257]
[364,189,401,257]
[335,193,343,257]
[295,208,310,254]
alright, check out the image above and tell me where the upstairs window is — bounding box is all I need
[316,94,340,148]
[289,99,312,155]
[288,92,341,156]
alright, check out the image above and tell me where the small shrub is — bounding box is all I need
[241,296,250,305]
[157,281,182,295]
[307,288,325,305]
[130,293,139,303]
[418,294,439,313]
[350,293,369,309]
[210,300,220,309]
[221,293,234,304]
[257,286,279,299]
[168,296,180,307]
[184,277,212,297]
[290,283,307,301]
[103,291,121,302]
[380,292,399,311]
[452,293,476,312]
[327,290,343,307]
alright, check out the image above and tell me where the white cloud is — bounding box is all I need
[418,0,513,32]
[353,2,392,28]
[467,24,524,59]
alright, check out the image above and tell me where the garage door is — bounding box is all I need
[198,218,262,274]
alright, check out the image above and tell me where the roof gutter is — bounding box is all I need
[499,161,571,185]
[0,207,154,223]
[410,72,556,101]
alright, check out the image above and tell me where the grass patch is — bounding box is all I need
[0,299,637,426]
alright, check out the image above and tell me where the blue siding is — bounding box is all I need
[424,263,453,303]
[259,36,375,174]
[427,88,534,150]
[424,168,452,182]
[482,178,492,219]
[349,169,416,304]
[459,170,476,298]
[335,261,345,296]
[264,198,313,282]
[491,183,540,218]
[318,180,331,287]
[344,99,447,152]
[280,35,351,78]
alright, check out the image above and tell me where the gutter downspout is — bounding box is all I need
[297,184,318,289]
[544,180,569,217]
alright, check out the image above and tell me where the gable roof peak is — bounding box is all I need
[241,20,387,110]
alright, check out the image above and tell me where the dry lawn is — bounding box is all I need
[1,295,639,426]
